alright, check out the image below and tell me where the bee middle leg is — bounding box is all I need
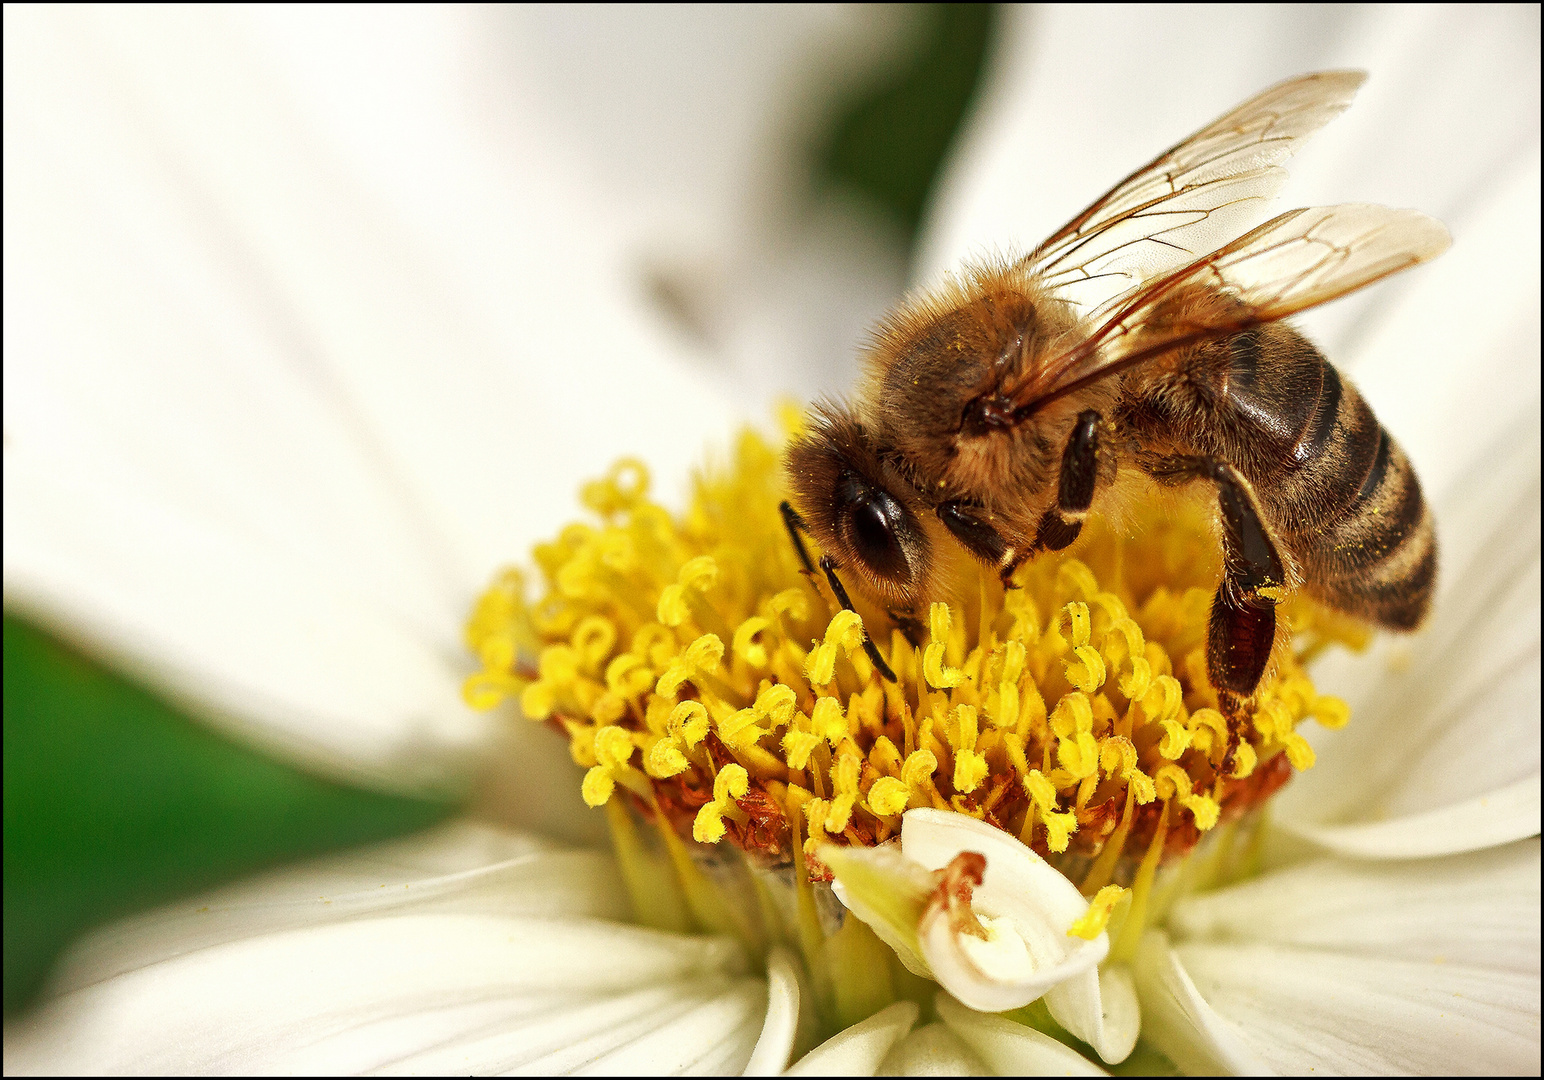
[1033,409,1103,553]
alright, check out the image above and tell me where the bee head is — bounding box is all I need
[785,406,931,610]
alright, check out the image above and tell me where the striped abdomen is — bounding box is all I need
[1208,324,1435,630]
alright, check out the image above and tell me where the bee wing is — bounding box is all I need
[1026,71,1366,313]
[1009,204,1452,413]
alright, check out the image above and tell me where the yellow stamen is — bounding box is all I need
[694,763,750,843]
[867,776,910,816]
[1068,885,1128,940]
[924,603,965,689]
[465,428,1363,932]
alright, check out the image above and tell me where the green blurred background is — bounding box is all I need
[3,3,996,1016]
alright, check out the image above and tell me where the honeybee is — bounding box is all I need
[784,71,1448,737]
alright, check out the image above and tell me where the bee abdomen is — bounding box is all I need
[1122,321,1437,633]
[1298,417,1435,629]
[1257,350,1435,631]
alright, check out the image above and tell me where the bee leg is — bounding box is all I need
[937,501,1012,566]
[1155,456,1287,768]
[1201,459,1286,697]
[779,500,817,575]
[1034,409,1102,552]
[818,555,897,682]
[938,410,1101,583]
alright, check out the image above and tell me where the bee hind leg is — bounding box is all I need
[1157,456,1288,768]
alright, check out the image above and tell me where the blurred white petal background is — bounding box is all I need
[4,5,917,830]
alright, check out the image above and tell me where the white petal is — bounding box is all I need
[903,810,1107,1013]
[1284,775,1542,861]
[1131,932,1274,1076]
[919,907,1103,1018]
[1277,412,1540,852]
[1172,940,1540,1075]
[375,973,767,1076]
[825,842,937,979]
[5,821,778,1074]
[875,1021,991,1076]
[1044,963,1140,1065]
[900,812,1087,930]
[3,912,755,1075]
[42,820,629,996]
[549,976,767,1077]
[784,1000,918,1077]
[483,9,919,410]
[935,993,1109,1076]
[1174,840,1541,975]
[488,8,914,270]
[742,946,808,1077]
[3,450,490,795]
[3,6,742,796]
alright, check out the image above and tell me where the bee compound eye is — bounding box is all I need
[844,488,913,583]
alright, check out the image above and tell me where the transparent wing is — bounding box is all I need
[1026,71,1367,313]
[1009,204,1452,412]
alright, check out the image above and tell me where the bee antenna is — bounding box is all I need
[819,555,897,683]
[779,500,817,575]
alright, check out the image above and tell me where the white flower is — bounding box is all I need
[825,810,1138,1064]
[4,5,1539,1075]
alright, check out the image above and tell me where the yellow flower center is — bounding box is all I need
[467,426,1357,884]
[463,421,1364,1035]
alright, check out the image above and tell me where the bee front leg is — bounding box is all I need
[936,500,1016,581]
[818,556,898,683]
[1034,409,1102,552]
